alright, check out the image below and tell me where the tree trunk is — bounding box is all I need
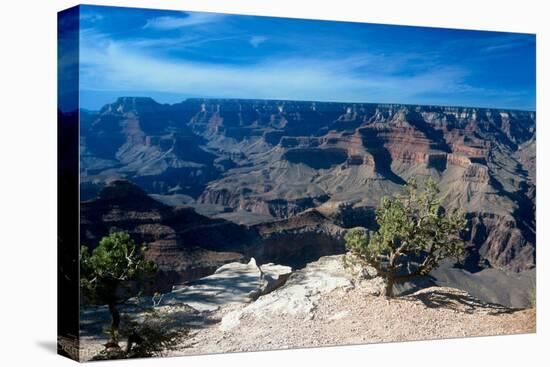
[384,276,395,298]
[108,303,120,344]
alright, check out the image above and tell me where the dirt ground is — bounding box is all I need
[169,286,535,356]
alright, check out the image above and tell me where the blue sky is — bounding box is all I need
[76,5,536,111]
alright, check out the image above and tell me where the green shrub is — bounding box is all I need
[80,231,157,345]
[345,178,467,297]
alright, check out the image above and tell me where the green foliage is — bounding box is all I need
[80,231,157,343]
[119,311,189,358]
[345,177,468,297]
[90,311,189,360]
[81,232,156,305]
[344,227,370,259]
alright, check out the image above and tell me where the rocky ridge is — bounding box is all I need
[79,98,536,278]
[80,180,344,291]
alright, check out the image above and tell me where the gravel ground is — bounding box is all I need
[171,286,535,356]
[79,255,535,360]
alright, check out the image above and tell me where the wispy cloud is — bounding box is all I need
[481,35,534,54]
[121,35,241,50]
[249,36,267,48]
[77,7,535,110]
[80,12,104,23]
[143,12,226,30]
[444,33,535,55]
[80,33,492,106]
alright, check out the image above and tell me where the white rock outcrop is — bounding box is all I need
[162,258,291,312]
[220,255,354,331]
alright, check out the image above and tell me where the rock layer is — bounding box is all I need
[80,98,536,274]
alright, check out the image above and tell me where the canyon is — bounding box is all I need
[78,97,536,296]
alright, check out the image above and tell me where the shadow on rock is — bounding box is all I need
[407,289,516,315]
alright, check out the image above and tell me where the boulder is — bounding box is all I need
[259,263,293,296]
[162,258,291,312]
[220,255,354,331]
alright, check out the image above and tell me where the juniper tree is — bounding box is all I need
[345,178,467,298]
[80,232,157,346]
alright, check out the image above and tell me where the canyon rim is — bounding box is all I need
[58,4,536,362]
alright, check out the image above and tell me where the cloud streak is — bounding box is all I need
[76,6,535,110]
[249,36,267,48]
[80,33,504,108]
[143,12,227,30]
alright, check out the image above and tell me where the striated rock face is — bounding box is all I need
[80,98,536,273]
[80,97,218,199]
[467,213,535,271]
[515,135,536,180]
[80,180,344,290]
[80,180,249,291]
